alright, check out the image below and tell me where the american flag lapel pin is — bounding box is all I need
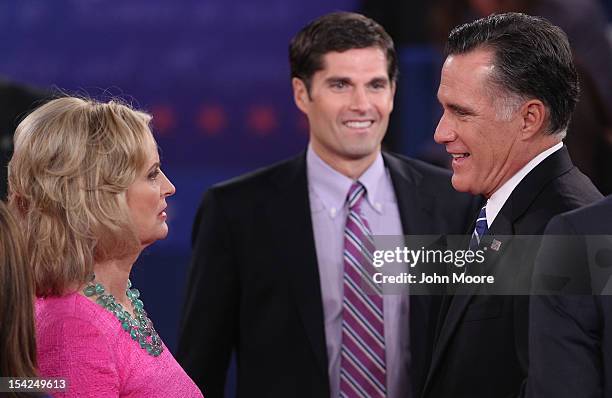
[490,239,502,251]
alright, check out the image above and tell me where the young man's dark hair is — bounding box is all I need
[446,12,578,135]
[289,11,398,94]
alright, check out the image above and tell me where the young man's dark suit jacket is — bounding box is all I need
[528,195,612,398]
[177,151,480,398]
[421,146,603,398]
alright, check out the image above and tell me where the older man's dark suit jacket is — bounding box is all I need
[528,195,612,398]
[177,151,480,398]
[421,146,603,398]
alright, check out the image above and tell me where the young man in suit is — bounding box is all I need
[423,12,603,398]
[178,12,477,398]
[528,195,612,398]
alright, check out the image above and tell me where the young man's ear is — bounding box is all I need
[519,99,547,139]
[292,77,310,114]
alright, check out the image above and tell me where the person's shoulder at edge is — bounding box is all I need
[546,194,612,233]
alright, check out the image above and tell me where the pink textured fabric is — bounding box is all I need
[35,292,203,398]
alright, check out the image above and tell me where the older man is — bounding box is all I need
[422,13,602,398]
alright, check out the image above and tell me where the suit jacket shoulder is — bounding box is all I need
[552,194,612,234]
[492,146,603,235]
[205,154,305,203]
[383,151,455,192]
[383,151,482,235]
[529,195,612,398]
[191,154,307,243]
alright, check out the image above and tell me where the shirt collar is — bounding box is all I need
[306,144,386,214]
[486,141,563,226]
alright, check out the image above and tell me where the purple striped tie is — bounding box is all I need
[340,182,386,398]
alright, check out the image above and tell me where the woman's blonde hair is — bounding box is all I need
[8,97,154,297]
[0,201,37,383]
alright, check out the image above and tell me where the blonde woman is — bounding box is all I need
[0,201,40,398]
[9,97,203,397]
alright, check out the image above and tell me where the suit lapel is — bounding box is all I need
[424,212,515,393]
[384,153,439,396]
[383,153,434,235]
[427,223,514,386]
[425,146,575,390]
[266,154,329,378]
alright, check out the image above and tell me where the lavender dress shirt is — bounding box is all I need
[307,145,410,398]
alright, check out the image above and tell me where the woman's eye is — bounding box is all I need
[149,169,161,180]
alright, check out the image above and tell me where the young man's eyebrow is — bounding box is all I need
[325,77,352,84]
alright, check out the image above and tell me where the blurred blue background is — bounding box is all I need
[1,0,610,363]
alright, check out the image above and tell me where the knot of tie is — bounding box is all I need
[346,181,366,210]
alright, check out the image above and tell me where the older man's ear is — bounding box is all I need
[519,99,547,139]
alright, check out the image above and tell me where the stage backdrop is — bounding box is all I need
[0,0,358,351]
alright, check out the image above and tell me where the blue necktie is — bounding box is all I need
[469,205,488,251]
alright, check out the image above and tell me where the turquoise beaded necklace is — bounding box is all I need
[83,275,163,357]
